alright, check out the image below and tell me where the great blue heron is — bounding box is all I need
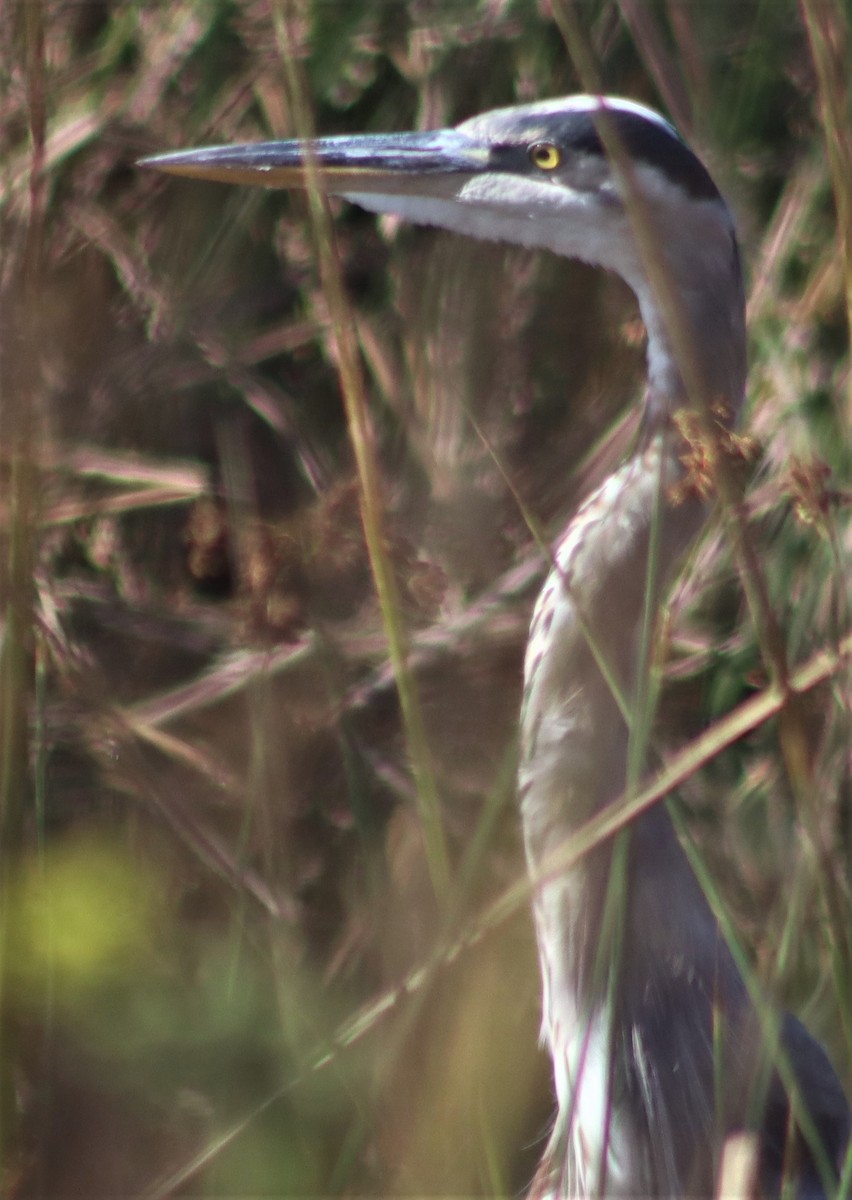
[142,95,851,1198]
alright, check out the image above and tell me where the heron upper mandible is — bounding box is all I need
[142,95,851,1198]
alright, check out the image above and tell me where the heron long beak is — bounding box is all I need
[139,130,491,195]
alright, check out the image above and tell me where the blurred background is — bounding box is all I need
[1,1,850,1195]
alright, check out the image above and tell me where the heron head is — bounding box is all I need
[142,97,719,263]
[141,94,745,410]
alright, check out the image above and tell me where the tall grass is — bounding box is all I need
[0,1,849,1195]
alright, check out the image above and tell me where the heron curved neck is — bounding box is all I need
[520,435,703,854]
[628,228,747,428]
[521,218,747,851]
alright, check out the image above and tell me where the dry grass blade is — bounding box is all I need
[800,0,852,414]
[0,0,46,1161]
[615,0,692,135]
[272,2,452,905]
[126,637,316,729]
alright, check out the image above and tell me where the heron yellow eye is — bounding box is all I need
[529,142,562,170]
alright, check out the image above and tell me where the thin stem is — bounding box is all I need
[554,0,791,693]
[799,0,852,415]
[270,1,452,906]
[0,0,45,1165]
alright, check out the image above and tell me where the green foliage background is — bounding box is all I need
[0,1,849,1195]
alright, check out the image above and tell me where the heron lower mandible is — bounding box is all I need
[143,95,851,1198]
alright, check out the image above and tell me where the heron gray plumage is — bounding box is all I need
[142,94,851,1198]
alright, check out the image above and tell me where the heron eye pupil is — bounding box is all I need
[530,142,561,170]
